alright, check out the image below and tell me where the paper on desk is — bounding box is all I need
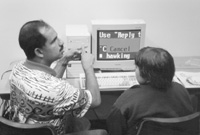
[175,71,200,88]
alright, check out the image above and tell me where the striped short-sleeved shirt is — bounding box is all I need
[9,60,92,135]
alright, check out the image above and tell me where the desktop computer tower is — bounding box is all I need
[65,25,91,53]
[65,25,91,78]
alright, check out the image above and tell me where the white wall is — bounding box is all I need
[0,0,200,75]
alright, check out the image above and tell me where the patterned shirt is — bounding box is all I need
[9,60,92,135]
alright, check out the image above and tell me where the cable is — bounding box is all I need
[1,70,12,80]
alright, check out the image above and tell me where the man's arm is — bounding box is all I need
[53,49,80,78]
[53,57,69,78]
[84,67,100,107]
[81,47,101,108]
[54,46,101,108]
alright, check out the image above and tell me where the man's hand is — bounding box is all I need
[81,46,94,71]
[63,48,82,61]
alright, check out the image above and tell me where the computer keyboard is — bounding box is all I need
[79,72,139,89]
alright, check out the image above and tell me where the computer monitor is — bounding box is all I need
[91,19,146,71]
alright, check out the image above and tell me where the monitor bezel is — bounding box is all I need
[91,19,146,71]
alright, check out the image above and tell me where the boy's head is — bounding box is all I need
[135,47,175,90]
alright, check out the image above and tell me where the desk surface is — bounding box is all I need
[174,56,200,71]
[1,56,200,120]
[1,56,200,95]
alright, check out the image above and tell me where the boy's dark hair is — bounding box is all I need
[18,20,50,59]
[135,47,175,90]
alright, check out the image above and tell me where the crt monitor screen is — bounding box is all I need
[91,19,146,71]
[97,29,141,61]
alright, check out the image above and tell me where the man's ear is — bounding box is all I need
[34,48,44,58]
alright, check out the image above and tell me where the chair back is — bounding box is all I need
[0,116,56,135]
[65,129,108,135]
[136,112,200,135]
